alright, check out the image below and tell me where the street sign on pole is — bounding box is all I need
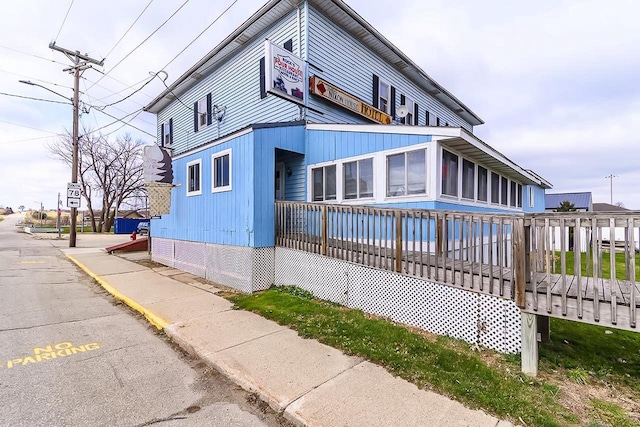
[67,182,81,208]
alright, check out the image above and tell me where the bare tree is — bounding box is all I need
[48,127,146,232]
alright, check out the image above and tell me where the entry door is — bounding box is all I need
[275,162,285,200]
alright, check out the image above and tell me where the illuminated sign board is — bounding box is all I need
[309,75,392,125]
[265,40,307,105]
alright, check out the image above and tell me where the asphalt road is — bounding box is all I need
[0,213,284,427]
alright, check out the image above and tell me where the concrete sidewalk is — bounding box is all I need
[61,242,512,427]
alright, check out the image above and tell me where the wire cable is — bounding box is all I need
[54,0,75,42]
[103,0,155,60]
[0,68,73,90]
[0,45,69,66]
[91,108,155,137]
[92,74,156,110]
[0,119,61,134]
[87,0,190,91]
[0,135,59,145]
[0,91,71,105]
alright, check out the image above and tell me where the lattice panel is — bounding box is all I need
[274,248,520,353]
[205,244,255,293]
[151,237,174,268]
[145,182,172,216]
[251,247,275,292]
[275,248,349,305]
[174,240,206,278]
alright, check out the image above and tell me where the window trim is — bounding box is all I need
[162,121,171,147]
[461,158,475,200]
[186,159,202,196]
[386,148,427,197]
[196,96,209,131]
[343,157,374,200]
[529,187,535,208]
[477,165,488,203]
[441,148,459,198]
[211,149,232,193]
[403,96,416,125]
[312,164,337,201]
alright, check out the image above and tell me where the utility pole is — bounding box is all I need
[605,174,618,205]
[48,42,104,247]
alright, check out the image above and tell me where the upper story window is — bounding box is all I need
[162,119,172,147]
[441,149,458,197]
[312,165,337,201]
[387,149,426,197]
[187,159,202,196]
[477,166,488,202]
[194,94,211,132]
[344,158,373,199]
[402,97,416,125]
[212,149,232,192]
[378,80,390,114]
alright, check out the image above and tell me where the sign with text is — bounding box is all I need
[309,75,392,125]
[67,182,81,208]
[265,40,307,106]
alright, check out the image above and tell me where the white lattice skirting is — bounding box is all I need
[151,238,274,294]
[151,238,521,353]
[275,247,522,354]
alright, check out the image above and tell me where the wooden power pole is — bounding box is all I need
[48,42,104,247]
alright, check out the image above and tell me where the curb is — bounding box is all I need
[65,253,170,330]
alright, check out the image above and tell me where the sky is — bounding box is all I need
[1,0,639,211]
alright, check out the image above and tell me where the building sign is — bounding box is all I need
[309,76,392,125]
[265,40,306,105]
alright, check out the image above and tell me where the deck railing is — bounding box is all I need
[275,201,527,304]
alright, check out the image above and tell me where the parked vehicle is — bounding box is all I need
[136,221,150,236]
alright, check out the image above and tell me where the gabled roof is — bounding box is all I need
[144,0,483,126]
[545,192,592,210]
[592,202,629,212]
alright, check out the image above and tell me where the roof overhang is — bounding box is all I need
[144,0,484,127]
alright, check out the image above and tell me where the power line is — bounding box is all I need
[0,68,73,90]
[92,107,155,137]
[0,119,61,134]
[0,135,59,145]
[54,0,75,42]
[0,91,71,105]
[88,0,190,91]
[92,74,156,110]
[103,0,155,59]
[0,45,69,66]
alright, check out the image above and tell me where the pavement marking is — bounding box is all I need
[12,261,46,265]
[1,341,101,369]
[65,254,170,330]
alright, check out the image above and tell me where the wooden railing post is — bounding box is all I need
[514,217,526,308]
[321,205,328,256]
[395,210,402,273]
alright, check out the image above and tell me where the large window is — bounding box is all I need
[517,183,523,208]
[187,159,202,196]
[312,165,336,201]
[212,150,232,192]
[461,159,475,200]
[510,180,517,207]
[491,172,500,204]
[387,149,426,197]
[441,149,458,197]
[378,80,390,113]
[477,166,488,202]
[344,158,373,199]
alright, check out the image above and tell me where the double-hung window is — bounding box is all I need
[441,149,458,197]
[344,158,373,199]
[195,96,209,131]
[387,149,426,197]
[187,159,202,196]
[378,80,390,114]
[212,149,232,192]
[403,97,415,125]
[162,120,172,147]
[312,165,336,201]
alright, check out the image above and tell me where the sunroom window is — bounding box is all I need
[462,159,475,200]
[441,149,458,197]
[344,159,373,199]
[387,149,426,197]
[312,165,336,201]
[477,166,488,202]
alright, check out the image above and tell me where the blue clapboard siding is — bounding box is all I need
[153,132,256,246]
[524,185,546,213]
[305,6,472,130]
[253,124,306,247]
[373,200,522,214]
[157,10,303,156]
[306,129,432,164]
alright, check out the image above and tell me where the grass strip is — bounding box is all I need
[223,286,577,427]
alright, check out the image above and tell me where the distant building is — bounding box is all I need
[545,192,592,212]
[592,202,629,212]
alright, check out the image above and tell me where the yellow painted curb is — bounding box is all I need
[66,254,170,330]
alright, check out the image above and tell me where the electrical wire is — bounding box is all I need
[0,135,59,145]
[91,107,155,137]
[0,68,73,90]
[0,119,61,134]
[92,75,156,110]
[103,0,155,60]
[54,0,75,42]
[0,91,71,105]
[87,0,191,91]
[0,45,69,66]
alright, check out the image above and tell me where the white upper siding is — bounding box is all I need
[305,5,473,131]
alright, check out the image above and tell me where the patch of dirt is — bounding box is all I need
[133,259,166,269]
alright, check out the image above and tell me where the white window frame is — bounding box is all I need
[403,97,416,125]
[477,165,488,203]
[162,121,171,147]
[378,79,391,114]
[461,158,475,200]
[186,159,202,196]
[197,96,208,131]
[386,148,427,197]
[212,149,232,193]
[312,164,337,202]
[529,187,535,208]
[343,157,374,200]
[441,148,459,198]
